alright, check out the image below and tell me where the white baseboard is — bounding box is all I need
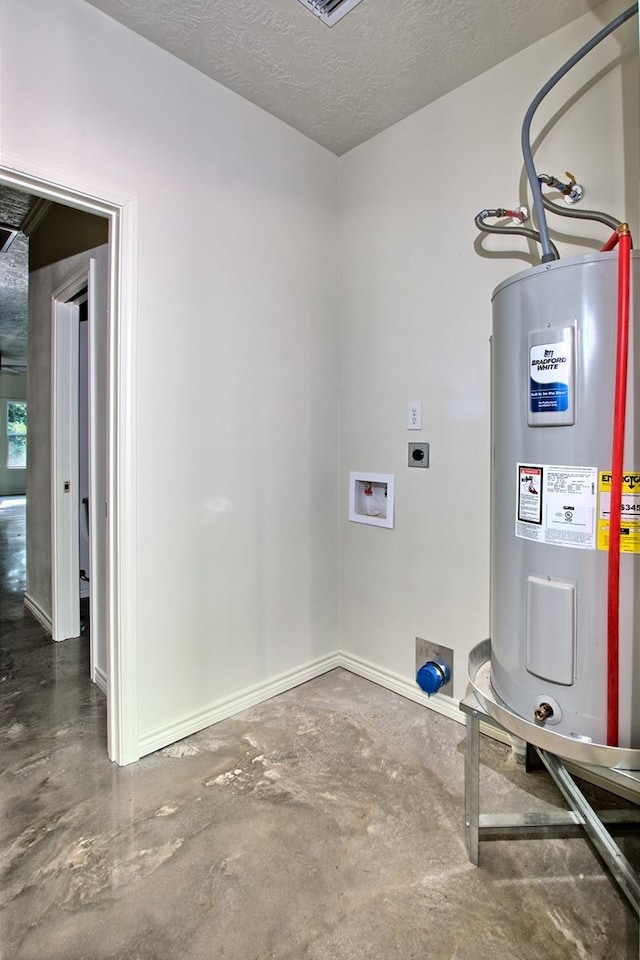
[94,664,107,695]
[138,651,344,757]
[137,646,640,805]
[137,647,516,760]
[334,649,465,725]
[23,593,52,635]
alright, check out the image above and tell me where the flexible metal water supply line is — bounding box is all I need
[541,195,621,233]
[474,208,560,260]
[522,2,638,263]
[538,176,621,233]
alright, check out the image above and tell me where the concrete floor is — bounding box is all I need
[1,496,639,959]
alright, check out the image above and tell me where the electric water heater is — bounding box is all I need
[490,250,640,749]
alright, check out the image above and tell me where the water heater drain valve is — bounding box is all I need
[416,660,451,697]
[534,702,554,723]
[533,694,563,726]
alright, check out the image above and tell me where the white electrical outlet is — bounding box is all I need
[407,402,422,430]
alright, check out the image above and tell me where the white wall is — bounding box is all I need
[2,0,637,757]
[338,0,639,701]
[0,0,339,752]
[0,372,27,497]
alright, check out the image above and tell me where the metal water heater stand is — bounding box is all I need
[461,680,640,955]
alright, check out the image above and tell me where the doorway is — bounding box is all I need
[0,162,139,764]
[51,252,108,697]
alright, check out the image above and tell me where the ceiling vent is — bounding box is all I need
[295,0,365,27]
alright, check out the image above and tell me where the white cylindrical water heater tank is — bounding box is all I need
[491,250,639,749]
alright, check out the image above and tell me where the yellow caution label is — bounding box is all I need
[597,470,640,553]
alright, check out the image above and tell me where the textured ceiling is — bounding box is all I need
[0,187,35,372]
[83,0,605,155]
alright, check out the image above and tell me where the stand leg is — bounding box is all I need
[465,708,480,865]
[537,749,640,917]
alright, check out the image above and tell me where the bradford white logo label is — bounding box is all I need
[531,347,568,371]
[530,341,570,413]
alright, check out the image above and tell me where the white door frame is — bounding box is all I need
[51,270,84,644]
[0,156,140,765]
[51,266,105,692]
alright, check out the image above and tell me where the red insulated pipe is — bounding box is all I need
[607,225,632,747]
[601,230,620,252]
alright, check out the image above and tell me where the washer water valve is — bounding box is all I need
[416,660,451,697]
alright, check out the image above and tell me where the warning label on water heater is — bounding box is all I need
[515,463,597,550]
[597,470,640,553]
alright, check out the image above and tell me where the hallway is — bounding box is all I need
[0,498,637,959]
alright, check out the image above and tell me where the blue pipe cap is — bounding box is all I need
[416,660,451,697]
